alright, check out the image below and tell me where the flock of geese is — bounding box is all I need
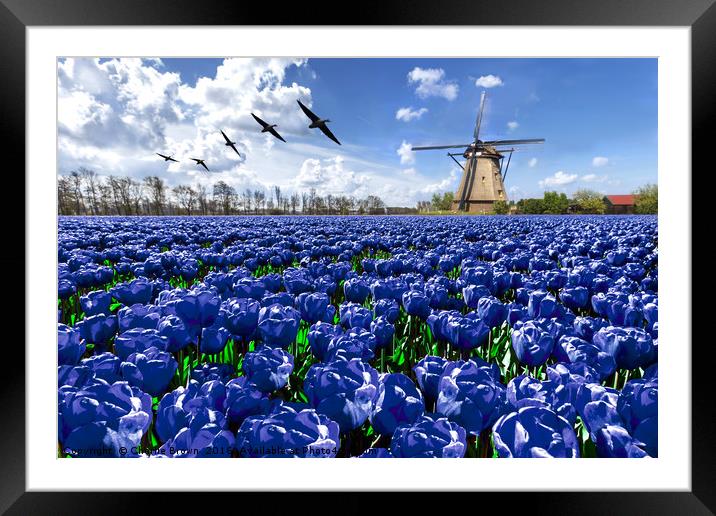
[155,99,341,173]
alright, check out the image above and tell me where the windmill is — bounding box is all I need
[412,92,544,213]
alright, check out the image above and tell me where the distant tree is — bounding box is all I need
[80,168,99,215]
[290,193,299,214]
[273,185,282,213]
[516,198,544,214]
[213,181,236,215]
[196,184,209,215]
[493,200,509,214]
[241,189,252,214]
[634,184,658,214]
[58,175,75,215]
[542,191,569,214]
[430,191,454,211]
[143,176,167,215]
[69,170,85,214]
[573,189,606,214]
[366,195,385,214]
[173,185,197,215]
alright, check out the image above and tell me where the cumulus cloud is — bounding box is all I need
[397,140,415,165]
[475,75,503,88]
[57,57,316,189]
[395,106,428,122]
[294,156,370,197]
[538,171,578,189]
[507,121,519,131]
[592,156,609,167]
[407,67,458,101]
[420,169,458,194]
[528,157,538,168]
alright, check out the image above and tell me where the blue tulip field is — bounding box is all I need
[57,215,657,458]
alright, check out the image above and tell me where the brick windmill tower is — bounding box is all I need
[412,92,544,213]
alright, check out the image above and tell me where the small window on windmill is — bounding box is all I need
[482,176,485,183]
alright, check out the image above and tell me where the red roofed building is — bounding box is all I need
[603,194,639,214]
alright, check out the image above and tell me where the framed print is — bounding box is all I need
[1,0,711,512]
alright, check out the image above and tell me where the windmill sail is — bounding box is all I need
[474,91,486,142]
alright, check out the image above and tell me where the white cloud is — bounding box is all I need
[592,156,609,167]
[57,57,319,188]
[528,157,538,168]
[395,106,428,122]
[397,140,415,165]
[294,156,370,197]
[507,121,519,131]
[475,75,503,88]
[582,173,610,183]
[402,168,417,176]
[420,169,458,194]
[538,171,578,189]
[407,67,458,101]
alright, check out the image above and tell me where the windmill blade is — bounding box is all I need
[411,144,472,151]
[474,91,487,142]
[501,150,515,183]
[480,138,545,146]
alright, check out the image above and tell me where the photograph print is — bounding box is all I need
[57,57,658,459]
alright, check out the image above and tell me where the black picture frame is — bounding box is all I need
[1,0,708,513]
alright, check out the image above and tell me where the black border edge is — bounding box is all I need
[2,0,713,513]
[0,0,715,26]
[0,1,26,515]
[691,0,716,513]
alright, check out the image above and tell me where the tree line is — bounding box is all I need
[58,169,387,216]
[417,185,658,215]
[512,185,657,215]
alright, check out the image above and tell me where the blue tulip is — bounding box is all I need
[297,291,335,324]
[77,314,118,347]
[492,406,580,458]
[221,297,260,338]
[617,376,658,457]
[200,324,230,354]
[511,320,556,366]
[236,405,340,457]
[307,322,344,361]
[303,357,379,432]
[593,326,656,370]
[121,346,178,397]
[595,424,650,458]
[58,381,151,457]
[477,296,507,328]
[436,359,506,435]
[80,290,113,316]
[58,324,86,365]
[370,373,425,435]
[257,304,300,348]
[115,328,169,360]
[117,303,162,333]
[390,414,467,458]
[111,278,153,305]
[344,278,371,304]
[157,315,193,352]
[413,355,449,406]
[242,345,294,392]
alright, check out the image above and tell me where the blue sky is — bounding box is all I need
[58,57,656,205]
